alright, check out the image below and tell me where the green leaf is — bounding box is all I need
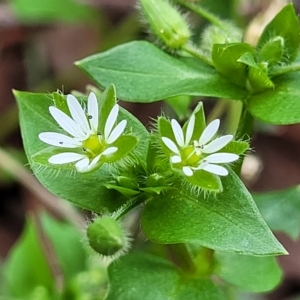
[2,218,54,297]
[214,251,282,292]
[105,253,226,300]
[2,214,86,297]
[76,41,247,102]
[141,170,286,255]
[253,186,300,240]
[256,4,300,64]
[212,43,254,87]
[15,90,148,212]
[9,0,96,24]
[247,72,300,124]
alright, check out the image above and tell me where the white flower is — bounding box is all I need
[38,92,127,173]
[162,116,239,177]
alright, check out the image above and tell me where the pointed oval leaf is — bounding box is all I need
[141,170,286,256]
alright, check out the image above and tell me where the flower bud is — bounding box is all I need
[139,0,191,49]
[87,216,130,257]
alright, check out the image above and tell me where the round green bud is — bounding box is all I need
[140,0,191,49]
[87,216,129,256]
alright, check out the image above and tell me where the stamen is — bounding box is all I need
[59,141,63,145]
[87,115,92,119]
[83,147,87,151]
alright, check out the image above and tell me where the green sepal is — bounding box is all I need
[102,135,138,163]
[165,95,192,120]
[139,186,173,195]
[87,216,127,256]
[157,116,174,156]
[212,43,254,87]
[184,169,222,192]
[258,37,285,65]
[183,102,206,142]
[256,3,300,64]
[247,64,274,93]
[237,52,274,92]
[105,184,140,197]
[52,91,70,115]
[98,84,117,134]
[221,140,249,155]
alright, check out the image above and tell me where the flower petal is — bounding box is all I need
[87,92,99,132]
[67,94,90,134]
[171,119,184,147]
[199,119,220,146]
[106,120,127,144]
[203,135,233,154]
[75,157,90,169]
[185,114,195,145]
[102,147,118,156]
[48,152,86,164]
[49,106,85,138]
[204,153,239,163]
[38,132,81,148]
[105,104,119,140]
[203,164,228,176]
[182,166,193,176]
[171,155,181,163]
[162,137,180,155]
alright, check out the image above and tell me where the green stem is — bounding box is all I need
[113,194,151,220]
[168,244,197,274]
[181,43,213,65]
[270,63,300,77]
[174,0,223,27]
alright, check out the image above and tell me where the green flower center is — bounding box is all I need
[181,145,202,167]
[82,134,106,157]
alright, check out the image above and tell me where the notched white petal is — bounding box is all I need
[205,153,239,163]
[171,155,181,163]
[87,92,99,132]
[162,137,180,154]
[182,166,193,176]
[105,104,119,139]
[67,94,90,134]
[171,119,184,147]
[39,132,81,148]
[102,147,118,156]
[48,152,86,164]
[106,120,127,144]
[75,157,90,169]
[49,106,85,138]
[203,164,228,176]
[199,119,220,145]
[185,114,195,146]
[203,135,233,153]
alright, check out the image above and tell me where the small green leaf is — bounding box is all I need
[214,251,282,292]
[247,72,300,124]
[253,186,300,240]
[212,43,254,87]
[256,4,300,64]
[105,184,140,197]
[258,37,285,65]
[76,41,246,102]
[105,253,226,300]
[141,170,286,255]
